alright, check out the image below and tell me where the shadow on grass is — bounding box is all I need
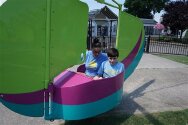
[63,115,130,125]
[63,79,165,125]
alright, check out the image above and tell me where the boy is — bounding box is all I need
[94,48,124,79]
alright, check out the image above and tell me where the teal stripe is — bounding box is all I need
[0,98,44,117]
[45,88,123,120]
[124,38,145,79]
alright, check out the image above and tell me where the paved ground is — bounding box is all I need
[109,54,188,115]
[0,54,188,125]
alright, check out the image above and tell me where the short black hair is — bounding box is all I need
[93,37,99,43]
[107,48,119,57]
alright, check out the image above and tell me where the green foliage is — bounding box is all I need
[62,109,188,125]
[95,0,105,4]
[124,0,169,19]
[162,1,188,37]
[156,54,188,65]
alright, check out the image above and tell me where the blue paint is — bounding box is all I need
[124,38,145,79]
[0,98,44,117]
[45,88,123,120]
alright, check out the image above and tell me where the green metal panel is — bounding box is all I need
[0,0,89,93]
[117,11,143,61]
[49,0,88,79]
[0,0,47,94]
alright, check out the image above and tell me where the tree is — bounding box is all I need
[124,0,169,19]
[162,1,188,38]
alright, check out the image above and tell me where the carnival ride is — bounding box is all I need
[0,0,145,120]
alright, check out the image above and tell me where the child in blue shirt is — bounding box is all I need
[94,48,124,79]
[85,39,108,77]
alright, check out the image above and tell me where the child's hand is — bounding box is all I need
[93,76,99,80]
[93,76,103,80]
[98,77,103,79]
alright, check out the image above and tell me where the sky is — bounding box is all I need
[80,0,125,15]
[0,0,6,6]
[81,0,163,22]
[0,0,163,22]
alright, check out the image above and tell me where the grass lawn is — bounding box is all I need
[154,54,188,65]
[62,109,188,125]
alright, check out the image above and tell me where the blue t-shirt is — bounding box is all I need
[85,50,108,77]
[97,61,125,78]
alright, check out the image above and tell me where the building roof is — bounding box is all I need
[89,9,100,19]
[140,18,157,25]
[89,6,118,20]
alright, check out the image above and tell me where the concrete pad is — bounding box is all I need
[107,54,188,115]
[110,68,188,115]
[136,54,188,69]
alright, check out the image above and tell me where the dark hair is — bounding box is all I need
[93,37,99,43]
[92,38,101,48]
[107,48,119,57]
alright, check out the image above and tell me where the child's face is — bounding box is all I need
[92,48,101,57]
[108,57,118,65]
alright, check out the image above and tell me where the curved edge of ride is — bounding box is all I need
[46,28,144,120]
[0,0,89,118]
[0,92,45,117]
[47,88,123,120]
[0,7,145,121]
[53,70,124,105]
[0,21,145,121]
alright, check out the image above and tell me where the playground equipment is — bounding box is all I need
[0,0,145,120]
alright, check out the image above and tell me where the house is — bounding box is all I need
[88,6,160,37]
[88,6,118,37]
[140,18,161,36]
[176,29,188,38]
